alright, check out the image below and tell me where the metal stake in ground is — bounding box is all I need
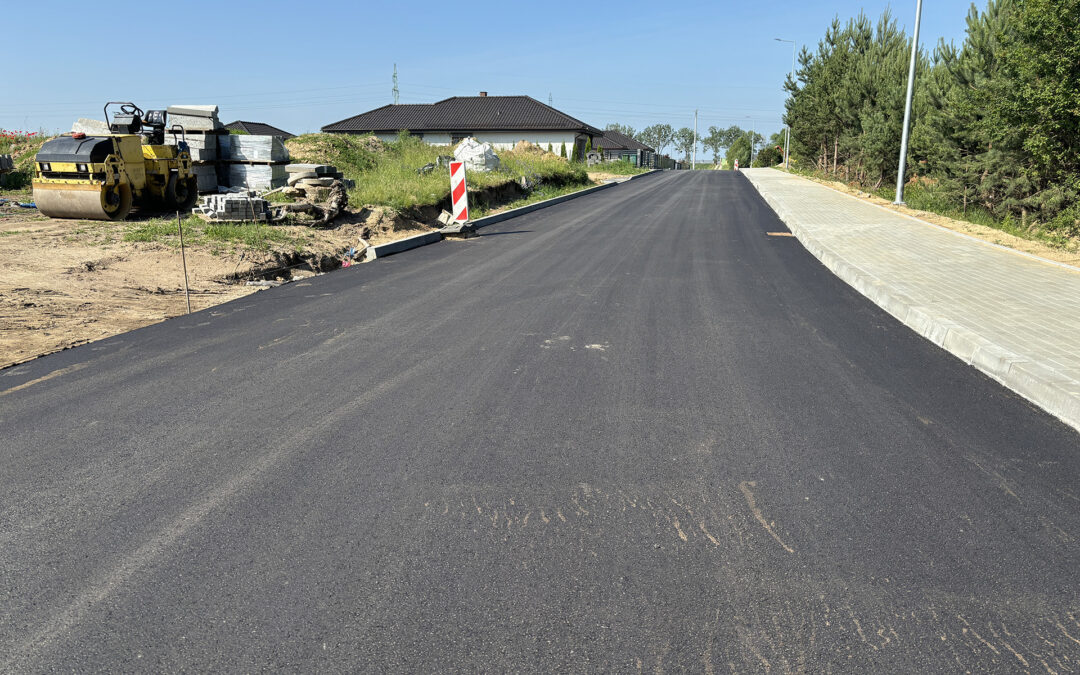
[177,211,192,314]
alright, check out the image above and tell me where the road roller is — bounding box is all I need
[32,102,198,221]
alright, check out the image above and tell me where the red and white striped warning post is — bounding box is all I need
[449,161,469,222]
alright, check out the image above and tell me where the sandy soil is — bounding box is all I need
[0,206,433,369]
[586,171,631,183]
[802,174,1080,267]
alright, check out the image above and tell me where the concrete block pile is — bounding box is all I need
[167,105,223,132]
[219,135,288,162]
[160,105,292,193]
[225,163,289,192]
[218,134,290,191]
[192,192,272,222]
[167,105,228,194]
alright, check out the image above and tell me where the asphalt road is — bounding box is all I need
[2,171,1078,672]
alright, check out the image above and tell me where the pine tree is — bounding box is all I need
[990,0,1080,228]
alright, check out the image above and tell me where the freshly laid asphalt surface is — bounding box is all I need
[2,171,1078,672]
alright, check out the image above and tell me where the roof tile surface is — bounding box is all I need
[321,96,600,135]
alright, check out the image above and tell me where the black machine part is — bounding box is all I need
[36,136,115,164]
[143,110,169,145]
[105,102,144,134]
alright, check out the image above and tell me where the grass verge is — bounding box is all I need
[123,215,311,253]
[0,130,50,193]
[592,159,650,175]
[286,132,593,213]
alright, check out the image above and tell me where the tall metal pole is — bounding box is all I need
[750,119,756,167]
[775,38,796,170]
[894,0,923,204]
[692,109,698,170]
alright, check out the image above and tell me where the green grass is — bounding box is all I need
[590,159,649,175]
[0,229,24,236]
[123,215,310,253]
[0,131,50,192]
[263,191,296,204]
[285,132,593,213]
[204,223,303,250]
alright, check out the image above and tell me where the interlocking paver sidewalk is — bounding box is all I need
[743,168,1080,433]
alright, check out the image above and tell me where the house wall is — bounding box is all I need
[367,130,583,153]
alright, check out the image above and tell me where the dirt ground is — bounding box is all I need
[0,205,432,369]
[803,174,1080,267]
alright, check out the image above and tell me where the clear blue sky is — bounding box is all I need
[2,0,976,146]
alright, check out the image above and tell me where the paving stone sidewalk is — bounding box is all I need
[743,168,1080,433]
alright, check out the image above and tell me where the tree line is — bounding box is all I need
[786,0,1079,234]
[603,123,782,168]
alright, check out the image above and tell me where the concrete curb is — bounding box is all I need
[363,231,443,260]
[450,169,663,234]
[365,169,664,259]
[743,170,1080,433]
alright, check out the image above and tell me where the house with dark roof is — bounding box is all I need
[595,130,655,164]
[224,121,295,140]
[321,93,601,159]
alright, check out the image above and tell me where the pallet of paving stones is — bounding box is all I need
[218,135,289,163]
[223,163,289,191]
[190,164,219,193]
[192,192,272,222]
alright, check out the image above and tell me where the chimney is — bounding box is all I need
[479,91,487,97]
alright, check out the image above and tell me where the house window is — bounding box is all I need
[451,133,472,143]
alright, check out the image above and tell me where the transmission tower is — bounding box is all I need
[392,64,399,104]
[548,92,553,106]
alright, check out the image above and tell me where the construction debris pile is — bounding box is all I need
[192,192,272,222]
[282,164,351,199]
[454,137,500,172]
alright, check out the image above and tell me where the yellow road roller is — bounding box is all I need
[33,102,198,221]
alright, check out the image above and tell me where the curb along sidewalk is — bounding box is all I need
[743,168,1080,434]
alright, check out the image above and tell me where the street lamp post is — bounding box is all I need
[775,38,796,171]
[748,118,757,167]
[894,0,923,204]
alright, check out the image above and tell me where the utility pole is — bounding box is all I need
[775,38,797,170]
[692,109,698,170]
[894,0,923,204]
[392,64,399,104]
[750,119,757,167]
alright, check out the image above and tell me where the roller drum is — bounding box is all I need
[33,183,132,221]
